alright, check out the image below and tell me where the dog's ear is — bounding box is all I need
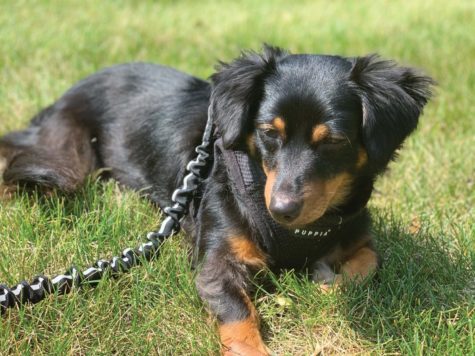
[211,45,288,149]
[350,55,435,170]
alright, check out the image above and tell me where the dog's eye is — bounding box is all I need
[260,128,280,139]
[257,128,282,152]
[323,136,346,145]
[257,124,282,141]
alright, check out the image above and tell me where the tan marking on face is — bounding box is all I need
[311,124,329,144]
[272,117,286,138]
[262,166,276,211]
[219,297,268,356]
[229,236,267,269]
[356,148,368,169]
[291,172,353,227]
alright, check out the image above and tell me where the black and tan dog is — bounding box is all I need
[0,46,433,355]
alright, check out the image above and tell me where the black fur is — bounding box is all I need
[350,54,434,170]
[211,46,287,149]
[0,46,434,353]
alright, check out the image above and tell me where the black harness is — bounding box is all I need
[215,138,365,269]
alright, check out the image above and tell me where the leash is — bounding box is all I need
[0,107,214,314]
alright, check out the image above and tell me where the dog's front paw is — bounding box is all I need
[219,318,270,356]
[223,341,270,356]
[312,261,342,293]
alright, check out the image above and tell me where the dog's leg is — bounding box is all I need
[338,246,379,281]
[313,242,378,291]
[0,152,12,200]
[0,103,97,194]
[196,235,269,355]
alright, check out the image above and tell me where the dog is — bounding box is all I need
[0,45,433,355]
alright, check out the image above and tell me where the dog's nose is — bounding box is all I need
[269,194,302,224]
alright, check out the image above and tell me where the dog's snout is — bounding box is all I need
[269,194,302,224]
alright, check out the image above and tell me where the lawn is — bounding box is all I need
[0,0,474,354]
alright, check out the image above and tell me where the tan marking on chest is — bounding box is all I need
[229,236,267,269]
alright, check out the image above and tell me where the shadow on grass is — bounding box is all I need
[251,210,473,353]
[337,210,474,353]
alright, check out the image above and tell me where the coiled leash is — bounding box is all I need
[0,108,214,314]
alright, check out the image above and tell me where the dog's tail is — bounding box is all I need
[0,100,98,195]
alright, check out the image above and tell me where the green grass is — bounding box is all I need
[0,0,474,354]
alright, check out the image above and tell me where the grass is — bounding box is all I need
[0,0,474,354]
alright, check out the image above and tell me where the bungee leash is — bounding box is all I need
[0,107,214,314]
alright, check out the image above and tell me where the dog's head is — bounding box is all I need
[211,45,434,228]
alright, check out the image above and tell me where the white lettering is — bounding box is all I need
[292,228,332,237]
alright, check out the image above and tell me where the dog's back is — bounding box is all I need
[0,63,210,204]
